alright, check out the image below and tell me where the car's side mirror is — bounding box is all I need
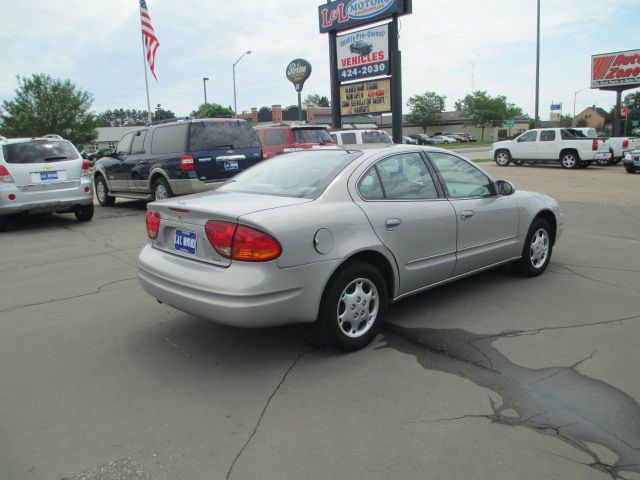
[496,180,515,196]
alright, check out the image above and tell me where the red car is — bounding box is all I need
[255,124,336,159]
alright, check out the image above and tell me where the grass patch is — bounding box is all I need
[440,141,493,150]
[473,158,492,163]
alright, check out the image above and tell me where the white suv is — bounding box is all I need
[0,137,94,231]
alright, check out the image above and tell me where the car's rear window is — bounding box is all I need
[362,131,392,144]
[293,128,333,144]
[2,140,79,164]
[218,150,361,198]
[189,121,261,151]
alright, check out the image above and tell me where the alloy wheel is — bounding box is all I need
[530,228,550,269]
[336,278,379,339]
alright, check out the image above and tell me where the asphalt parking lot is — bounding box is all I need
[1,162,639,480]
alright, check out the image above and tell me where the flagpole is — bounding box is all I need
[141,31,153,124]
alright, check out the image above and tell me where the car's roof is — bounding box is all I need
[0,137,69,145]
[254,123,327,130]
[334,144,468,157]
[331,129,386,133]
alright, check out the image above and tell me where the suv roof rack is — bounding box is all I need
[147,116,193,126]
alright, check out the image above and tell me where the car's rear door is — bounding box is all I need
[189,121,262,182]
[537,129,558,160]
[353,151,457,295]
[427,151,519,275]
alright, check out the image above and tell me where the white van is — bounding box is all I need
[330,129,393,147]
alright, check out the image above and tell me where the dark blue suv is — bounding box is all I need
[93,118,262,205]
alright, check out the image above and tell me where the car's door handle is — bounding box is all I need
[385,218,402,230]
[461,211,475,221]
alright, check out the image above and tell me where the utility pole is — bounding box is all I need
[203,77,209,106]
[534,0,541,127]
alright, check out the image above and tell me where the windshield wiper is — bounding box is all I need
[44,156,68,161]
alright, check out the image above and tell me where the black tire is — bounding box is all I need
[152,177,173,201]
[0,215,8,232]
[494,150,512,166]
[512,218,553,277]
[626,166,637,174]
[316,261,388,352]
[560,150,580,169]
[75,204,94,222]
[94,175,115,206]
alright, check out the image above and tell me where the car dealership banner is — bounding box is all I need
[337,23,389,82]
[340,78,391,115]
[319,0,404,33]
[591,49,640,89]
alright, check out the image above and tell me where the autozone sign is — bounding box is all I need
[592,49,640,89]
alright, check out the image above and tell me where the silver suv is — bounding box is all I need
[0,137,94,231]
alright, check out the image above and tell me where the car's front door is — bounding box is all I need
[427,151,520,276]
[125,129,149,193]
[511,130,538,160]
[354,152,458,295]
[109,132,135,191]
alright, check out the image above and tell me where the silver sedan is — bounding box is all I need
[138,146,563,351]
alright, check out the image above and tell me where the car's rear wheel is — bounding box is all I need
[494,150,511,166]
[152,177,172,201]
[560,151,579,169]
[95,175,115,206]
[512,218,553,277]
[317,261,388,352]
[75,204,94,222]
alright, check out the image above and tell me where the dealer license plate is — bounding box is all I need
[224,160,239,171]
[39,171,58,181]
[174,229,197,255]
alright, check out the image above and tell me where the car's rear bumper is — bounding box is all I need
[0,177,93,214]
[168,178,225,196]
[137,244,340,328]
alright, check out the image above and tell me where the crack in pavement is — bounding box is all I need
[557,263,640,274]
[555,264,640,294]
[565,227,640,244]
[0,277,137,314]
[383,318,640,479]
[225,345,318,480]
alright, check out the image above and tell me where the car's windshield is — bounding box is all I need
[189,121,261,150]
[293,128,334,144]
[2,140,79,164]
[218,150,361,198]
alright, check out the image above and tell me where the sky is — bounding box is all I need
[0,0,638,120]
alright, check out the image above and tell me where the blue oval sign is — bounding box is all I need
[347,0,396,20]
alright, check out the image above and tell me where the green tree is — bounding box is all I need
[0,73,97,146]
[576,117,588,127]
[304,94,330,108]
[97,108,148,127]
[153,105,175,122]
[458,90,524,141]
[558,114,573,127]
[406,91,446,133]
[191,103,234,118]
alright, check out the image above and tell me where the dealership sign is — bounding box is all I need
[286,59,312,92]
[318,0,403,33]
[336,24,389,82]
[591,49,640,89]
[340,78,391,115]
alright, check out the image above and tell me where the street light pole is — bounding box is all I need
[203,77,209,106]
[534,0,541,128]
[572,87,588,127]
[233,50,252,117]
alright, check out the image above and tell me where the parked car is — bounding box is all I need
[623,149,640,173]
[330,129,393,146]
[491,128,611,168]
[402,136,418,145]
[255,124,336,159]
[432,135,457,144]
[0,137,94,231]
[451,132,477,142]
[350,40,373,55]
[93,118,262,206]
[572,127,638,165]
[447,134,468,143]
[138,145,563,351]
[409,134,435,145]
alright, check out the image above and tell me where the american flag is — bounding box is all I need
[140,0,159,80]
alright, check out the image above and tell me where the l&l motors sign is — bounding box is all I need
[318,0,407,33]
[591,49,640,89]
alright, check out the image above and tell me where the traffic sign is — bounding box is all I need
[632,120,639,128]
[506,120,515,128]
[621,107,629,118]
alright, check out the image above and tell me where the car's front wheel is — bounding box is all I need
[512,218,553,277]
[317,261,388,352]
[95,175,115,206]
[494,150,511,166]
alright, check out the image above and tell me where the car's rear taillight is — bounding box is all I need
[592,139,598,151]
[81,159,90,176]
[146,210,161,239]
[0,165,14,183]
[180,155,195,171]
[205,220,281,262]
[623,139,629,149]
